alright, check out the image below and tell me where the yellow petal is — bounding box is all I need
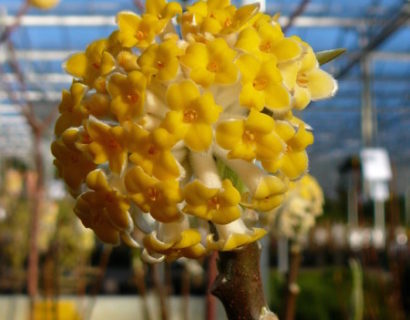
[185,123,213,151]
[293,85,311,110]
[86,169,110,191]
[236,54,259,82]
[239,82,265,110]
[64,52,87,78]
[181,43,208,69]
[173,229,201,249]
[100,51,116,75]
[166,80,200,111]
[264,83,291,112]
[190,67,215,88]
[272,38,302,62]
[307,68,337,100]
[216,120,244,150]
[245,109,274,133]
[281,151,309,180]
[236,27,260,52]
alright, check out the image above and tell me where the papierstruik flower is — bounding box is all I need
[52,0,337,262]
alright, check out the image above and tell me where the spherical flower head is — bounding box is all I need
[271,174,324,241]
[52,0,337,262]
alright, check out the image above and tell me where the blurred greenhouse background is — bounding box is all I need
[0,0,409,319]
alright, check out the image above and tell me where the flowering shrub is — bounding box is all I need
[51,0,337,262]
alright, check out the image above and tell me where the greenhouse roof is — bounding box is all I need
[0,0,409,197]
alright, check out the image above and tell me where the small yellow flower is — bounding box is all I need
[245,175,287,212]
[116,11,162,49]
[262,116,314,179]
[145,0,182,21]
[216,109,284,162]
[207,219,266,251]
[181,38,238,88]
[76,117,128,175]
[74,169,132,244]
[54,82,87,136]
[280,37,337,110]
[138,40,183,82]
[64,39,116,91]
[107,71,147,123]
[236,21,302,63]
[51,128,96,193]
[82,93,111,118]
[183,179,241,224]
[124,166,182,222]
[125,123,180,180]
[143,218,206,261]
[236,54,290,112]
[116,51,139,72]
[162,80,222,151]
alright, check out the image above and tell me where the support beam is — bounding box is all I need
[335,3,410,79]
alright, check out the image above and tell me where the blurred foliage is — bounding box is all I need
[269,266,404,320]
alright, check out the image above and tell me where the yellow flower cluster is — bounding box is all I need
[271,174,324,241]
[51,0,336,262]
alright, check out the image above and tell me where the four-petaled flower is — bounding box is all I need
[162,80,222,151]
[74,169,132,244]
[280,37,338,110]
[124,166,182,222]
[76,117,128,175]
[107,71,147,123]
[181,38,238,88]
[236,54,290,112]
[138,40,183,82]
[125,123,180,180]
[54,82,88,136]
[51,128,96,193]
[236,20,302,63]
[64,39,116,91]
[116,12,162,49]
[183,179,241,224]
[216,109,284,161]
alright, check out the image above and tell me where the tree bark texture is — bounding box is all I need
[211,242,276,320]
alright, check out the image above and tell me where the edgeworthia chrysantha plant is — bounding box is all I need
[51,0,338,318]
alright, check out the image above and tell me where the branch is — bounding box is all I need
[211,242,278,320]
[0,1,30,44]
[284,244,301,320]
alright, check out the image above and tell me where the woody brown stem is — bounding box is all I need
[284,244,301,320]
[206,252,217,320]
[211,242,276,320]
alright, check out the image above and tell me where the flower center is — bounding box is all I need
[107,137,120,150]
[147,187,160,202]
[147,144,157,156]
[207,61,220,72]
[243,129,255,143]
[135,30,146,41]
[224,18,232,28]
[156,60,165,69]
[126,92,140,104]
[183,108,198,123]
[297,72,309,88]
[253,77,268,90]
[92,62,100,70]
[82,133,92,144]
[259,41,272,53]
[208,196,221,210]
